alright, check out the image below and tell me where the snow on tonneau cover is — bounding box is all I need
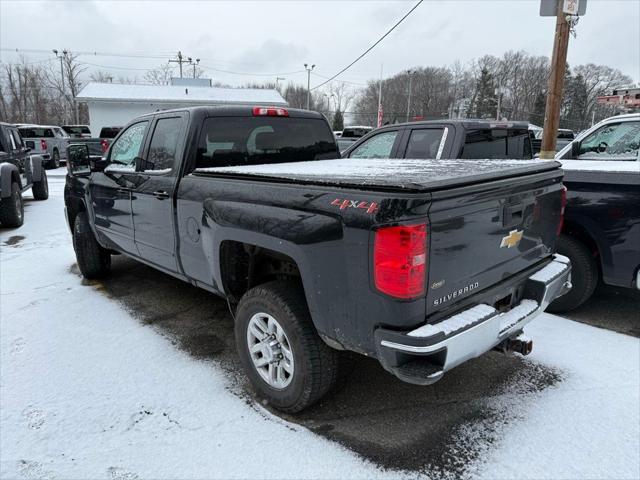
[199,158,564,318]
[197,158,559,191]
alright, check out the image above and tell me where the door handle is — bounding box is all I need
[153,190,170,199]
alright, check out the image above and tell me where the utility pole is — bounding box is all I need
[304,63,315,110]
[53,49,66,123]
[540,2,572,159]
[191,58,200,78]
[276,76,285,92]
[169,51,187,78]
[496,85,502,120]
[406,70,414,122]
[377,64,383,127]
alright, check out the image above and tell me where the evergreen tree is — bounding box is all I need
[332,109,344,131]
[472,68,496,118]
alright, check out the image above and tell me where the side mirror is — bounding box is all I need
[67,144,91,176]
[134,156,152,172]
[89,156,108,172]
[571,141,580,158]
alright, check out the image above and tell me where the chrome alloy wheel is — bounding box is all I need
[246,312,294,389]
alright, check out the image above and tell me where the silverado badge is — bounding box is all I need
[500,229,524,248]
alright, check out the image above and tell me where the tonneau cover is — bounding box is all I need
[195,158,561,192]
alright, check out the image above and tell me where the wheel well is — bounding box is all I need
[561,220,601,265]
[220,241,302,304]
[66,198,86,231]
[11,170,21,187]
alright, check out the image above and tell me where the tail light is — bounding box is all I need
[100,139,109,153]
[40,139,48,151]
[253,106,289,117]
[557,185,567,235]
[374,224,427,299]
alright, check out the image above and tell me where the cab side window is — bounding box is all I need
[349,131,398,159]
[578,122,640,160]
[146,117,183,171]
[108,122,148,170]
[405,129,444,159]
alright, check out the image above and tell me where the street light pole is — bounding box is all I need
[304,63,315,110]
[406,70,414,122]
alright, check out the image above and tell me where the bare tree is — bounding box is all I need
[144,63,175,85]
[90,70,114,83]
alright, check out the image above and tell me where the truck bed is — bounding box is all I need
[195,158,561,192]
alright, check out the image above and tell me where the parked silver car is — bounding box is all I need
[17,125,69,168]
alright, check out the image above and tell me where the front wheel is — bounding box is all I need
[0,182,24,228]
[235,281,348,413]
[73,211,111,279]
[32,170,49,200]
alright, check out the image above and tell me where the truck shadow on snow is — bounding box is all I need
[83,255,563,477]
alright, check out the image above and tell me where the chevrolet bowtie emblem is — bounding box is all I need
[500,229,523,248]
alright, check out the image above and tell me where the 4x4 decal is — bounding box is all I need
[331,198,379,214]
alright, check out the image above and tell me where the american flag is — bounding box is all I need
[377,105,383,128]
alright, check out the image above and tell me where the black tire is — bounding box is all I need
[72,211,111,279]
[235,280,348,413]
[32,170,49,201]
[548,234,598,313]
[48,150,60,169]
[0,182,24,228]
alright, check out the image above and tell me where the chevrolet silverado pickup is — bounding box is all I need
[64,106,570,412]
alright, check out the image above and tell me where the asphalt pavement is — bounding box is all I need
[88,255,591,476]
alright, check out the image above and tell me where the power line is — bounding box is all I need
[310,0,424,90]
[198,64,305,77]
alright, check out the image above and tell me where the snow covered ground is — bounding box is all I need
[1,177,639,479]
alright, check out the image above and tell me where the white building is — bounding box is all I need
[77,82,288,137]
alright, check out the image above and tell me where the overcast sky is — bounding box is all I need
[1,0,638,88]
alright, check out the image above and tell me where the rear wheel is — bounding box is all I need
[0,182,24,228]
[73,211,111,279]
[32,170,49,200]
[48,150,60,169]
[235,280,349,413]
[548,234,598,313]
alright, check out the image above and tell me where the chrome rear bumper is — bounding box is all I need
[375,254,571,385]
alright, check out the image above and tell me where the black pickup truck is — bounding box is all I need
[549,114,640,311]
[341,119,533,160]
[0,122,49,227]
[65,106,570,412]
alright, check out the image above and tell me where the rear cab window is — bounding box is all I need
[195,116,338,170]
[404,128,446,159]
[18,128,54,138]
[461,128,532,159]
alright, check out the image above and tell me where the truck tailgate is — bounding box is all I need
[426,170,564,316]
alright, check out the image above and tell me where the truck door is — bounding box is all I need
[130,113,187,273]
[90,120,149,254]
